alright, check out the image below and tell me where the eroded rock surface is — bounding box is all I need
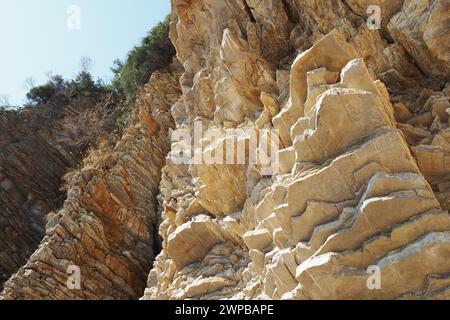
[1,0,449,300]
[0,65,182,300]
[0,105,81,288]
[145,0,450,300]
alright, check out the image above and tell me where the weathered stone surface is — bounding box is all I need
[1,0,449,301]
[0,103,86,288]
[388,0,450,83]
[167,215,237,269]
[0,66,182,300]
[146,0,450,300]
[243,229,272,251]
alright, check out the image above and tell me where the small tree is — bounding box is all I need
[73,71,97,96]
[26,74,70,105]
[72,57,106,97]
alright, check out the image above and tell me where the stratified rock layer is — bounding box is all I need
[0,105,80,288]
[0,65,182,300]
[1,0,448,300]
[145,0,449,300]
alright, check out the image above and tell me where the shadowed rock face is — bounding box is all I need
[144,0,450,300]
[0,105,81,288]
[0,64,182,300]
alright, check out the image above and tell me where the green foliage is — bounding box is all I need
[111,15,175,105]
[73,71,97,96]
[25,71,108,106]
[10,14,174,130]
[26,75,70,105]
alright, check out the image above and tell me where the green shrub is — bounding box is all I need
[111,15,175,105]
[26,72,108,106]
[72,71,97,96]
[26,75,69,105]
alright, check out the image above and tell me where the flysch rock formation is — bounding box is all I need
[0,0,449,301]
[0,63,182,300]
[144,0,449,300]
[0,105,81,288]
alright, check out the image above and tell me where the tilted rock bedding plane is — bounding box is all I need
[0,0,449,300]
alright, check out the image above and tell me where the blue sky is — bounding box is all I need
[0,0,170,106]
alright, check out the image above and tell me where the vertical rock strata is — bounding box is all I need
[145,0,450,300]
[0,66,182,299]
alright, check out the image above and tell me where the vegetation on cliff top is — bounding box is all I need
[0,15,175,151]
[111,15,175,106]
[10,15,174,111]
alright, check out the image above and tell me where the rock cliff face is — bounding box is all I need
[0,64,182,299]
[144,0,450,300]
[1,0,449,300]
[0,105,81,288]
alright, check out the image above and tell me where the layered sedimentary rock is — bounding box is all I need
[0,64,182,300]
[0,105,80,288]
[145,0,449,300]
[1,0,449,300]
[0,90,126,290]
